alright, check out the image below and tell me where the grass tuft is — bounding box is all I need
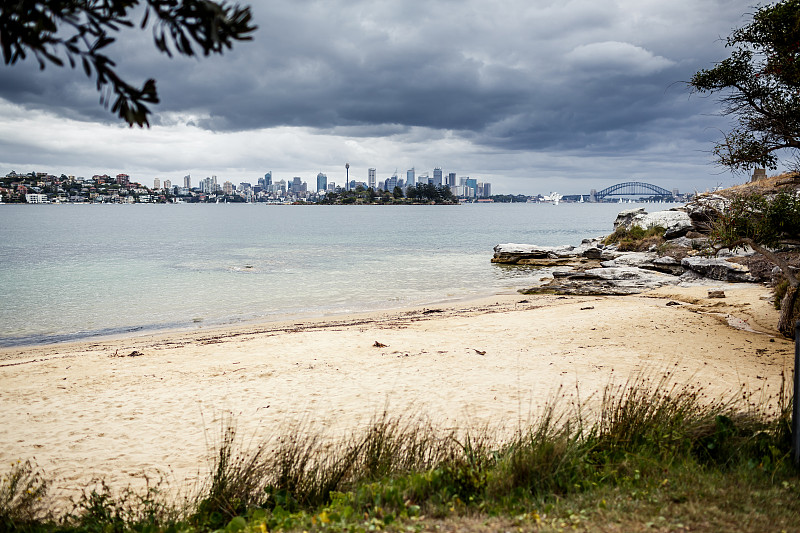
[2,376,798,532]
[604,225,666,251]
[0,460,51,531]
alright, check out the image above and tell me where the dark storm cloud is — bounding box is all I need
[0,0,751,157]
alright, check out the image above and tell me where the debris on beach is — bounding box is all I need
[373,341,387,348]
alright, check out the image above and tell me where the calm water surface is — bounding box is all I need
[0,202,652,346]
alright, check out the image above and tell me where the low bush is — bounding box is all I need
[604,225,666,251]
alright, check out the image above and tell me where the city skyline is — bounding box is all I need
[0,1,776,195]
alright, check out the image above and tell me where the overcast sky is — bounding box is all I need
[0,0,775,194]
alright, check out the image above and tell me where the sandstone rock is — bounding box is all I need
[685,194,730,229]
[665,236,707,249]
[601,252,658,269]
[583,247,604,259]
[649,256,685,276]
[523,266,680,296]
[492,243,587,266]
[573,238,605,256]
[613,208,647,230]
[681,256,757,282]
[613,208,695,239]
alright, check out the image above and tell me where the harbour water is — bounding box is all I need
[0,202,651,347]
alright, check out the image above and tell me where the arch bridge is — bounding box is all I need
[593,181,672,199]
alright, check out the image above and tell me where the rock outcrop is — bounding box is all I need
[495,203,765,296]
[613,207,694,239]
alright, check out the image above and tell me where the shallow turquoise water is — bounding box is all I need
[0,202,651,346]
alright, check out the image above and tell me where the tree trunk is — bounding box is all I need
[778,284,800,338]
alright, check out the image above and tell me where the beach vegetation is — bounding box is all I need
[602,224,666,251]
[0,460,51,531]
[709,188,800,336]
[3,375,799,532]
[689,0,800,172]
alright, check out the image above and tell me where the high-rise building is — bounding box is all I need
[316,173,328,192]
[163,179,171,190]
[153,178,161,190]
[368,168,376,190]
[465,178,478,198]
[432,168,442,187]
[264,172,272,186]
[184,175,191,189]
[291,177,303,192]
[406,168,415,188]
[447,172,456,188]
[384,175,398,191]
[482,182,491,197]
[223,181,233,195]
[116,173,130,186]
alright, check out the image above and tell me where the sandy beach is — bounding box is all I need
[0,284,793,501]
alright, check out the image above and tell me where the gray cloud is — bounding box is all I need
[0,0,763,192]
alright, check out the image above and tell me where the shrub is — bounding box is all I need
[603,225,666,251]
[0,460,51,530]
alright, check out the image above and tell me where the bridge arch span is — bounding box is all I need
[593,182,672,199]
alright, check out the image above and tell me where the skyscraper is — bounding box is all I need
[264,172,272,186]
[291,177,303,193]
[153,178,160,190]
[406,168,415,188]
[447,173,456,188]
[432,168,442,187]
[368,168,376,190]
[184,175,191,189]
[316,173,328,192]
[465,178,478,198]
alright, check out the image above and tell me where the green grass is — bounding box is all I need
[3,375,799,532]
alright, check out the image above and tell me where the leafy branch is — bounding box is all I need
[0,0,256,126]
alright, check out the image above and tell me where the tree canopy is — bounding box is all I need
[690,0,800,172]
[0,0,256,127]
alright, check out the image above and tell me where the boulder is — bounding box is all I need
[582,247,618,260]
[665,236,707,249]
[613,208,647,230]
[524,266,680,296]
[680,256,757,282]
[492,243,584,266]
[685,194,730,229]
[648,256,685,276]
[601,251,658,269]
[615,209,695,239]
